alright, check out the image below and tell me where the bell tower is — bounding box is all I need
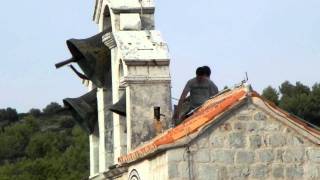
[83,0,172,179]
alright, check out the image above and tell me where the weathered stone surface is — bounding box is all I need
[177,161,189,179]
[197,135,209,148]
[168,163,178,178]
[227,165,250,179]
[305,163,320,179]
[249,134,262,149]
[275,149,284,162]
[235,151,254,164]
[283,148,305,162]
[229,132,245,148]
[268,134,286,147]
[287,135,305,146]
[258,149,274,163]
[251,164,269,178]
[219,123,232,132]
[307,148,320,163]
[272,164,284,178]
[254,111,267,121]
[167,149,185,162]
[210,135,225,148]
[197,164,226,180]
[234,122,247,131]
[237,114,251,121]
[211,150,234,164]
[286,165,304,178]
[194,149,210,163]
[247,122,258,132]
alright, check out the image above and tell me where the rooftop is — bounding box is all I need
[117,84,320,165]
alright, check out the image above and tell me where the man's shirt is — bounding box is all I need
[184,77,219,109]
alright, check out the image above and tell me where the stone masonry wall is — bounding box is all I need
[167,103,320,180]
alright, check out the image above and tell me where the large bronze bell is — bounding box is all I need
[63,89,98,134]
[109,94,126,116]
[55,28,112,88]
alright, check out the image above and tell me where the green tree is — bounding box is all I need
[262,86,279,105]
[29,108,41,117]
[42,102,62,115]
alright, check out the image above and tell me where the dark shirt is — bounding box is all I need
[184,78,219,108]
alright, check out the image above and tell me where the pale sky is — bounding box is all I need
[1,0,319,112]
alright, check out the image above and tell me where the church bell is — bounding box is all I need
[63,89,98,134]
[109,94,126,116]
[55,28,112,88]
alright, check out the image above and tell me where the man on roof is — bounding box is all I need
[174,66,219,123]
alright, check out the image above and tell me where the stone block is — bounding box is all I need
[227,165,250,178]
[283,148,305,163]
[168,163,178,178]
[307,148,320,163]
[197,135,209,148]
[235,151,254,164]
[285,165,303,178]
[178,161,189,179]
[272,164,284,178]
[287,136,304,146]
[254,111,267,121]
[247,122,258,132]
[229,132,246,148]
[194,149,210,163]
[250,164,269,178]
[219,123,232,132]
[268,134,286,147]
[120,13,142,30]
[258,149,274,163]
[197,164,226,180]
[167,149,185,162]
[211,150,234,164]
[264,122,281,131]
[249,135,262,149]
[305,163,320,179]
[275,149,284,162]
[234,122,247,131]
[210,135,225,148]
[237,114,251,121]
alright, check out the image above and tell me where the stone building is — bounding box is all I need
[60,0,320,179]
[104,85,320,180]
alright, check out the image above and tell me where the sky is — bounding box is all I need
[0,0,319,112]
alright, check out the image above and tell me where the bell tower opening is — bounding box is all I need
[103,6,112,31]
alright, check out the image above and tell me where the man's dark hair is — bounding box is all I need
[202,66,211,77]
[196,67,205,76]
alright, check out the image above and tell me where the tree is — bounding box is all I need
[29,109,41,117]
[42,102,62,115]
[262,86,279,105]
[0,108,18,123]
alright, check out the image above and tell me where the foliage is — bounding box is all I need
[42,102,63,115]
[262,81,320,126]
[262,86,279,105]
[0,107,89,179]
[0,107,18,123]
[29,108,41,118]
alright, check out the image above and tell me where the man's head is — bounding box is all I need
[202,66,211,77]
[196,67,206,81]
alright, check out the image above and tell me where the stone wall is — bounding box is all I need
[166,103,320,180]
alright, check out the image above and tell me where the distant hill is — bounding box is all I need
[0,104,89,180]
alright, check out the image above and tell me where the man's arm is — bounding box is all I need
[174,83,190,119]
[209,82,219,97]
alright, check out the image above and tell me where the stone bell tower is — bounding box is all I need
[90,0,172,179]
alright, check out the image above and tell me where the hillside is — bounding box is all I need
[0,106,89,180]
